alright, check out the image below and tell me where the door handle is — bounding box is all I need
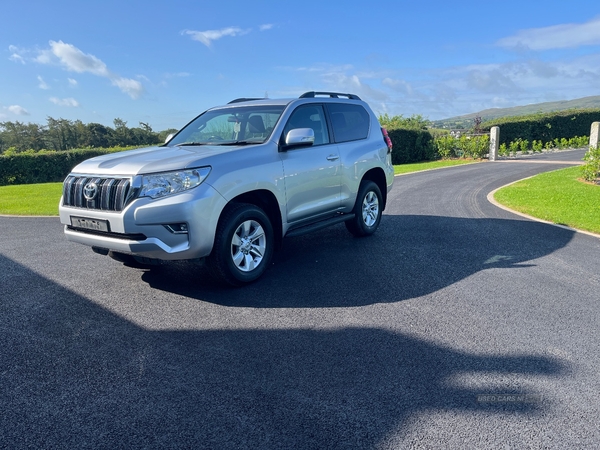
[326,155,339,161]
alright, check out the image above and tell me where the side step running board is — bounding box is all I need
[285,214,354,238]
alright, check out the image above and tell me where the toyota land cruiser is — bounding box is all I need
[59,92,394,285]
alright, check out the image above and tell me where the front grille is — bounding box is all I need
[62,176,132,212]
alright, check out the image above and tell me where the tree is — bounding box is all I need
[47,117,77,150]
[112,118,131,146]
[0,121,47,152]
[86,123,113,148]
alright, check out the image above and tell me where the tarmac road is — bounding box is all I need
[1,149,599,449]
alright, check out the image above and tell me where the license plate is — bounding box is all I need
[71,216,110,232]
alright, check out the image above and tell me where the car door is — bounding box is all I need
[279,104,342,223]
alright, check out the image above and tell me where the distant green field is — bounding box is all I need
[494,166,600,234]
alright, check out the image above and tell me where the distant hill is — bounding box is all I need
[432,95,600,129]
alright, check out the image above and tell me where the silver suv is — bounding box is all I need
[59,92,394,285]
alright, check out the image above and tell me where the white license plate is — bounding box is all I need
[71,216,110,232]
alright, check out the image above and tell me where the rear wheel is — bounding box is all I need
[208,203,274,286]
[345,180,383,237]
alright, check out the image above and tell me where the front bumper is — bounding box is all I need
[59,183,227,260]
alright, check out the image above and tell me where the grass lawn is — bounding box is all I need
[3,164,599,235]
[1,160,481,216]
[0,183,62,216]
[394,159,481,175]
[494,166,600,234]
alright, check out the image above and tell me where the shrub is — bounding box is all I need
[509,140,520,157]
[468,134,489,159]
[456,135,469,158]
[519,139,530,155]
[435,134,456,158]
[582,146,600,183]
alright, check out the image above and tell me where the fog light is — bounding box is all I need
[164,223,188,234]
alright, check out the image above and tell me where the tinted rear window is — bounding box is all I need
[327,103,370,143]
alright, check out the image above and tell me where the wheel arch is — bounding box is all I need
[226,189,283,249]
[361,167,388,210]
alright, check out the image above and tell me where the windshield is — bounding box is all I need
[167,105,285,146]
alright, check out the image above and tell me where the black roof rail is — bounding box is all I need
[299,91,361,100]
[227,97,264,104]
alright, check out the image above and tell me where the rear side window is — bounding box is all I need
[327,103,370,143]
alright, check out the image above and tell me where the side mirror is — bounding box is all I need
[164,133,175,144]
[285,128,315,147]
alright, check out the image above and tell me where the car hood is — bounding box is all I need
[70,145,244,176]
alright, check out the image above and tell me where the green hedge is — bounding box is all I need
[0,149,114,186]
[482,109,600,146]
[387,128,436,164]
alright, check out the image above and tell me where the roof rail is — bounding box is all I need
[227,97,264,104]
[299,91,361,100]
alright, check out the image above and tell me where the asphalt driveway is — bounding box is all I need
[1,149,599,449]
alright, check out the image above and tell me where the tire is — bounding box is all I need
[208,203,274,286]
[345,180,383,237]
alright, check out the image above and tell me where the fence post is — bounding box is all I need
[489,126,500,161]
[590,122,600,149]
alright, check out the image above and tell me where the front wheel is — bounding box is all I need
[208,203,274,286]
[345,180,383,237]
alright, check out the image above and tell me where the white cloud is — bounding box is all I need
[498,17,600,50]
[111,77,144,99]
[259,24,274,31]
[34,49,53,65]
[9,54,25,64]
[466,68,521,94]
[279,51,600,120]
[308,65,389,103]
[382,78,415,96]
[68,78,78,86]
[182,26,251,47]
[7,105,30,115]
[49,40,110,76]
[8,45,25,64]
[33,40,145,99]
[37,76,50,90]
[49,97,80,107]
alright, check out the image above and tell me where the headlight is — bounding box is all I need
[139,167,211,199]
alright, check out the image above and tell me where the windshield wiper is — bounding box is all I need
[174,142,210,147]
[218,140,261,146]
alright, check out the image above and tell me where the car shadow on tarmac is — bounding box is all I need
[141,214,575,308]
[1,252,570,449]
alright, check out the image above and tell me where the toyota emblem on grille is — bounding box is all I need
[83,182,98,201]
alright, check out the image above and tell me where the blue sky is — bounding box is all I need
[2,0,600,131]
